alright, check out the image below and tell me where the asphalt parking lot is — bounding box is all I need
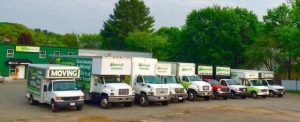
[0,81,300,122]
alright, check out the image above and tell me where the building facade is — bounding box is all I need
[0,44,78,79]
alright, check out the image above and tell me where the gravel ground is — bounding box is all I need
[0,81,300,122]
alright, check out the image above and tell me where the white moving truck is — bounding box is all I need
[26,64,84,112]
[53,56,135,109]
[156,62,187,102]
[131,57,170,106]
[231,69,269,98]
[172,63,212,101]
[259,71,285,97]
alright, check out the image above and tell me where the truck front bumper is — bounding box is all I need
[148,95,171,102]
[215,91,231,97]
[170,93,187,100]
[235,91,248,96]
[55,100,84,108]
[197,91,213,97]
[108,95,135,103]
[257,92,269,96]
[275,91,285,95]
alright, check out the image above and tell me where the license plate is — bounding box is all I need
[70,102,75,106]
[160,97,164,100]
[178,97,183,100]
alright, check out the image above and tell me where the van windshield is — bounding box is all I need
[208,80,219,85]
[105,77,122,83]
[227,79,240,85]
[267,80,277,86]
[161,76,178,84]
[250,80,263,86]
[144,76,163,84]
[188,76,201,81]
[53,81,78,91]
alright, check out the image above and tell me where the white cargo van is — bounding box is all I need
[156,62,187,102]
[172,63,212,101]
[259,71,285,97]
[231,69,269,98]
[131,57,170,106]
[26,64,84,112]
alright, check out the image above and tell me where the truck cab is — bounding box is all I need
[219,79,247,99]
[180,75,212,101]
[159,75,187,102]
[93,75,134,108]
[203,79,230,100]
[242,79,269,98]
[259,71,285,97]
[134,75,170,106]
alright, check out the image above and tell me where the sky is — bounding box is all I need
[0,0,286,34]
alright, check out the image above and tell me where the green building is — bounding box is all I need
[0,44,78,79]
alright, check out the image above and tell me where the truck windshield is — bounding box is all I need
[188,76,201,81]
[144,76,163,84]
[267,80,277,86]
[105,77,122,83]
[227,79,240,85]
[161,76,178,84]
[250,80,263,86]
[53,81,78,91]
[208,80,219,85]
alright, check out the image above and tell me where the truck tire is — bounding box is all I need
[139,94,149,107]
[124,102,133,107]
[204,96,210,101]
[187,90,196,101]
[178,99,185,102]
[251,91,257,98]
[28,95,36,105]
[262,95,267,98]
[269,91,275,97]
[231,91,236,99]
[161,101,169,105]
[51,100,57,112]
[241,95,247,99]
[211,92,217,100]
[100,96,111,109]
[222,96,228,100]
[76,106,83,110]
[278,94,283,97]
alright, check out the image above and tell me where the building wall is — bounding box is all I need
[0,44,78,78]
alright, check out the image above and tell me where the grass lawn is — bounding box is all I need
[287,90,300,94]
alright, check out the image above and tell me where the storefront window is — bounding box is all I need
[9,65,16,74]
[68,52,74,55]
[39,50,46,58]
[7,49,14,57]
[54,51,60,55]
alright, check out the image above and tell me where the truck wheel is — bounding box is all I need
[51,101,57,112]
[222,96,228,100]
[231,91,236,99]
[28,95,35,105]
[100,96,111,109]
[124,102,133,107]
[251,91,257,98]
[204,96,210,101]
[161,101,169,105]
[139,94,149,107]
[262,95,267,98]
[241,95,247,99]
[269,91,275,97]
[278,94,283,97]
[178,99,185,102]
[187,90,196,101]
[76,106,83,110]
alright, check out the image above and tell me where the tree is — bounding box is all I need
[181,6,259,68]
[125,31,167,59]
[100,0,154,50]
[17,32,33,45]
[62,33,79,48]
[79,34,102,49]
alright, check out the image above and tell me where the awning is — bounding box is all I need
[5,58,32,65]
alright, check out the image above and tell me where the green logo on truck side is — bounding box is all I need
[110,63,124,70]
[27,67,44,96]
[138,63,150,70]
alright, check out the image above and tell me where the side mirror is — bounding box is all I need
[43,85,47,92]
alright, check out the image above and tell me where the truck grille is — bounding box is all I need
[239,88,247,91]
[221,88,230,92]
[118,89,129,95]
[261,89,268,92]
[175,88,185,93]
[203,86,210,91]
[61,97,79,101]
[156,88,168,95]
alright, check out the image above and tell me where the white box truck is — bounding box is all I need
[156,62,187,102]
[172,63,212,101]
[231,69,269,98]
[53,56,135,109]
[258,71,285,97]
[131,57,170,106]
[26,64,84,112]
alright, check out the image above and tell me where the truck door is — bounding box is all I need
[94,76,104,93]
[134,75,144,94]
[220,80,227,86]
[44,81,53,104]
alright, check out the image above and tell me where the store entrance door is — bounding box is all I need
[18,65,25,79]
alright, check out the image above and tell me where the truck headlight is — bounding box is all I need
[217,88,221,91]
[79,96,84,99]
[55,97,62,100]
[148,92,154,96]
